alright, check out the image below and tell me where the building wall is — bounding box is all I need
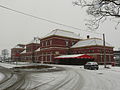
[18,43,40,62]
[26,43,40,52]
[71,46,114,64]
[114,51,120,66]
[11,48,24,61]
[40,36,79,48]
[35,36,80,63]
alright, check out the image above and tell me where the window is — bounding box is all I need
[89,50,94,53]
[50,40,52,45]
[46,41,47,46]
[47,40,50,45]
[42,42,44,47]
[65,41,69,46]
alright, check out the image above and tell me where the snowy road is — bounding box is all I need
[39,65,120,90]
[68,65,120,90]
[1,63,120,90]
[9,65,120,90]
[12,67,84,90]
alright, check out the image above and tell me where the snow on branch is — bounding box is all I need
[73,0,120,29]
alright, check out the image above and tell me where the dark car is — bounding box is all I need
[84,62,99,70]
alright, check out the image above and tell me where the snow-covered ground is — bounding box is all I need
[0,72,5,82]
[47,65,120,90]
[71,65,120,90]
[0,62,32,68]
[0,62,16,68]
[1,62,120,90]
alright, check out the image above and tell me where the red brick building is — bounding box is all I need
[20,39,40,62]
[35,29,80,63]
[11,29,114,64]
[71,38,114,64]
[11,44,25,61]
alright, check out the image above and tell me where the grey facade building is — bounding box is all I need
[114,51,120,66]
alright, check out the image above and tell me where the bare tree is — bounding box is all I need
[73,0,120,29]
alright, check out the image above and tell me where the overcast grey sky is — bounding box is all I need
[0,0,120,54]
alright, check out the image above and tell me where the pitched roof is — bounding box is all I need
[42,29,81,39]
[71,38,113,48]
[14,44,25,49]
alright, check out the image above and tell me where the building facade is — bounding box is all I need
[114,51,120,66]
[35,29,80,63]
[11,44,25,61]
[11,29,114,64]
[71,38,114,64]
[20,43,40,62]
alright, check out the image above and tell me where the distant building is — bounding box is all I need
[11,29,114,64]
[114,51,120,66]
[11,44,25,61]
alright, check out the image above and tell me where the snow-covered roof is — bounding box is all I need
[14,45,23,49]
[20,49,26,54]
[42,29,81,39]
[71,38,113,48]
[35,48,40,52]
[14,44,25,49]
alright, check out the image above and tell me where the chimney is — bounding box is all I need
[87,35,90,39]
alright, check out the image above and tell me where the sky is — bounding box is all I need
[0,0,120,55]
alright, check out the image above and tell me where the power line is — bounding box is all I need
[0,4,102,35]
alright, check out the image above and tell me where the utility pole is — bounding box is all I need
[103,33,107,68]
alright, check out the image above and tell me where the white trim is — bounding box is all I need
[88,53,113,55]
[46,41,47,46]
[50,40,52,45]
[46,53,47,62]
[40,47,69,50]
[41,36,80,41]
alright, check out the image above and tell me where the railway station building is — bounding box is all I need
[11,29,114,64]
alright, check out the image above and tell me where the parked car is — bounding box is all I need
[84,62,99,70]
